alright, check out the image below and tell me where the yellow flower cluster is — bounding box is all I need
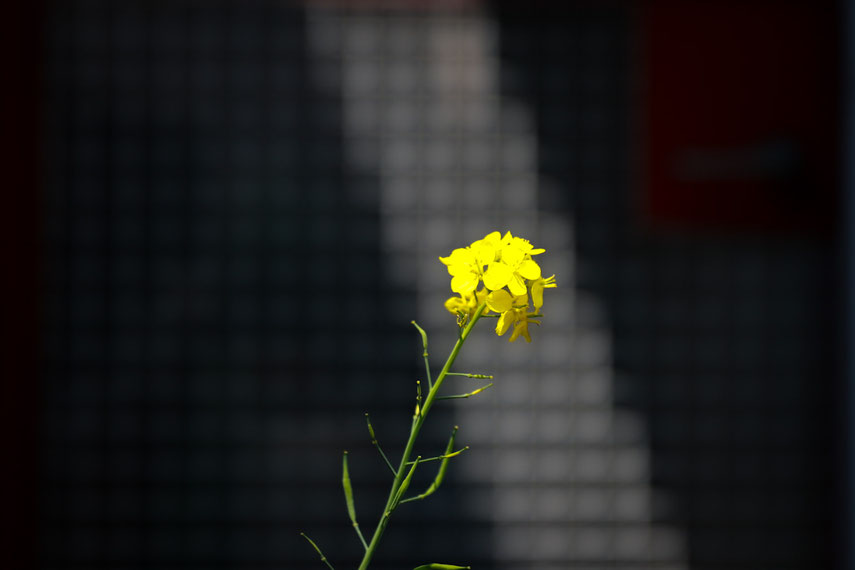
[439,231,557,342]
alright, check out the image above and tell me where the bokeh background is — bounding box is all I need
[3,0,849,569]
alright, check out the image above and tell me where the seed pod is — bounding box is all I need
[342,452,357,525]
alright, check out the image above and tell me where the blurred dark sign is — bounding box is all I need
[641,0,838,234]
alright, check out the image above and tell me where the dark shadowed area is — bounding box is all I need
[2,1,850,569]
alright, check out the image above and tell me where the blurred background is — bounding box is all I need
[2,0,848,568]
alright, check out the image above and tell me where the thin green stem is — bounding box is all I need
[403,446,468,465]
[365,413,397,476]
[301,533,336,570]
[356,302,487,570]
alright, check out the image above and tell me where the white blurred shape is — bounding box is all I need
[306,6,688,568]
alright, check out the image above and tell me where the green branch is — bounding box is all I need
[301,533,335,570]
[356,302,487,570]
[364,413,396,476]
[400,426,459,504]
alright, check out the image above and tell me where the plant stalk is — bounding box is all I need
[356,302,487,570]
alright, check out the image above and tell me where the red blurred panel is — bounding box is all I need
[641,0,838,234]
[0,1,43,567]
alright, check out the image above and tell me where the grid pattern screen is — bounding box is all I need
[40,2,834,569]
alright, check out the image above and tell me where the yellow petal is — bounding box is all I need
[483,262,513,291]
[531,275,556,310]
[500,245,524,267]
[475,287,489,304]
[438,251,458,266]
[507,273,527,296]
[496,310,515,336]
[509,236,528,249]
[519,322,532,342]
[471,241,497,267]
[447,264,475,276]
[481,230,502,245]
[517,259,541,280]
[444,296,466,314]
[486,289,512,313]
[451,274,478,295]
[439,248,476,267]
[531,282,545,310]
[509,314,533,343]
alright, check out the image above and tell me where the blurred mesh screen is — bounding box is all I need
[40,1,834,569]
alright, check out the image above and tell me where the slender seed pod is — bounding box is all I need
[342,452,357,524]
[391,456,420,509]
[342,452,368,550]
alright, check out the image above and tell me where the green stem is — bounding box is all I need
[356,302,487,570]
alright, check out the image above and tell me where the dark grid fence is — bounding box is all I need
[40,2,834,569]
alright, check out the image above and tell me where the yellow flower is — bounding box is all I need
[469,231,503,266]
[439,231,504,295]
[440,231,555,340]
[508,311,539,342]
[498,306,540,343]
[530,275,557,311]
[482,235,543,296]
[486,289,540,343]
[438,247,481,295]
[484,288,522,313]
[444,288,488,326]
